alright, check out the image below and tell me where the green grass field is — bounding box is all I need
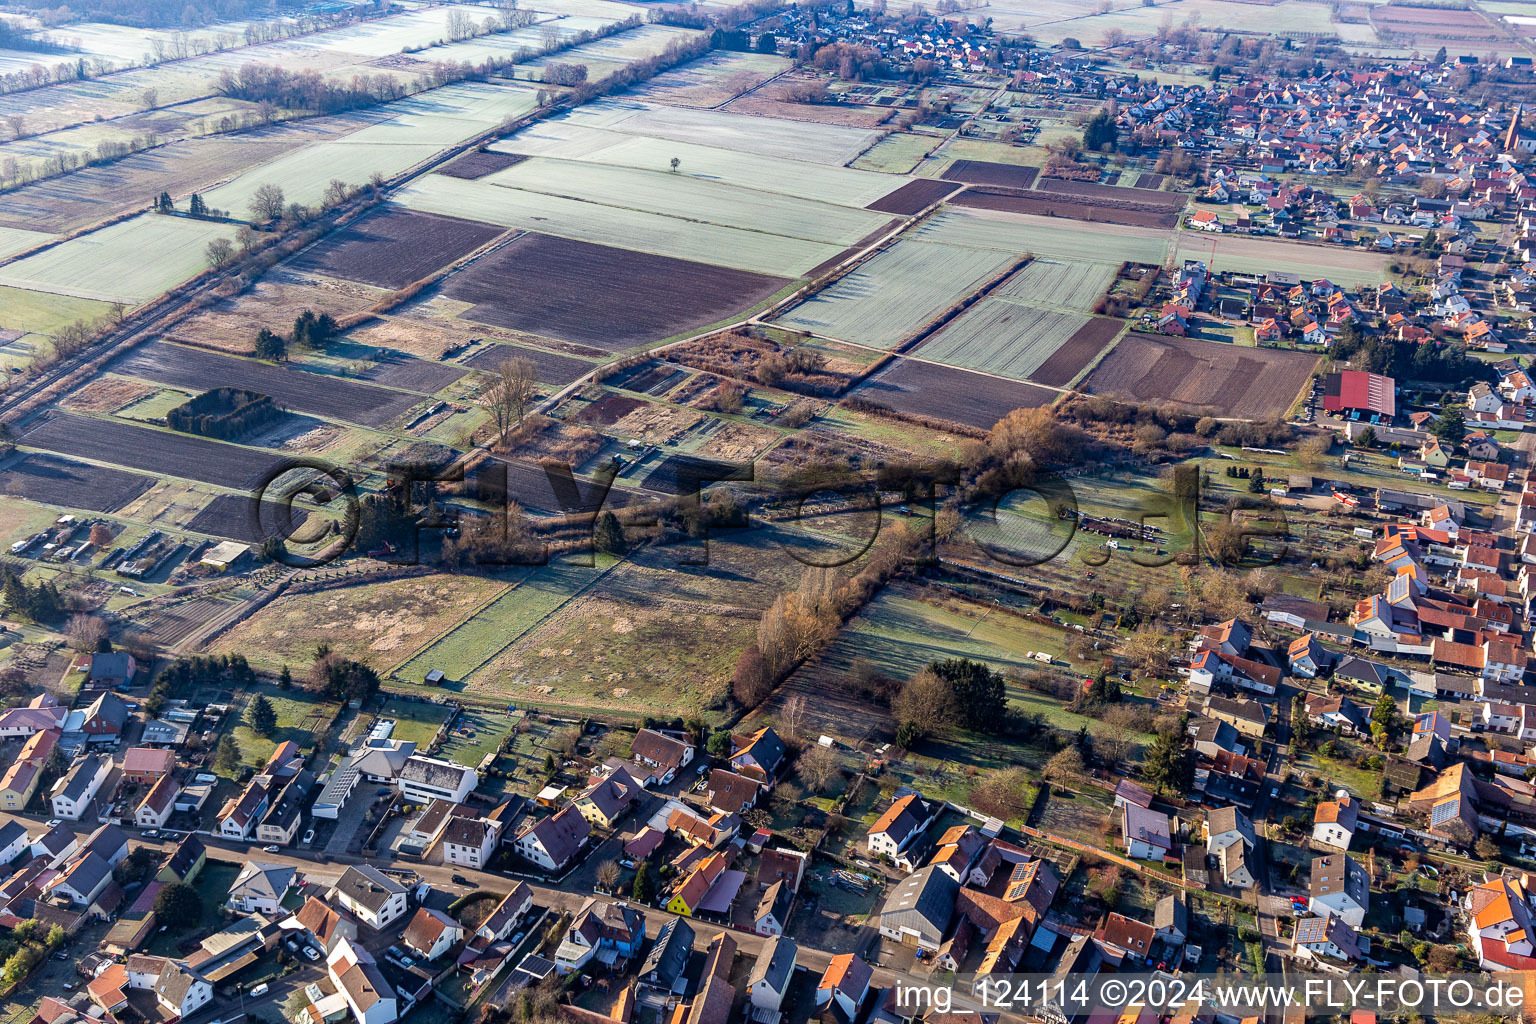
[228,686,341,772]
[377,697,454,747]
[437,705,518,767]
[147,860,242,954]
[0,285,113,335]
[851,131,939,173]
[0,214,239,304]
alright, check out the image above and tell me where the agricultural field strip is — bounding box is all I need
[993,257,1117,313]
[1173,233,1391,290]
[0,227,53,261]
[488,121,904,207]
[393,176,841,278]
[19,413,290,491]
[109,340,430,427]
[772,239,1020,349]
[481,157,893,246]
[202,81,541,214]
[913,299,1091,381]
[915,208,1171,265]
[0,214,239,304]
[558,97,884,166]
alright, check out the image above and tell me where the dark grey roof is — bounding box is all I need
[1335,657,1389,686]
[755,879,793,928]
[335,864,406,912]
[641,917,693,983]
[0,820,27,850]
[748,935,796,992]
[155,962,206,1008]
[878,864,958,944]
[1154,894,1187,935]
[56,755,104,802]
[165,834,205,878]
[400,756,472,790]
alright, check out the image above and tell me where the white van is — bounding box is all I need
[249,984,269,998]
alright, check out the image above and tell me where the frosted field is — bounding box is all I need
[975,0,1345,36]
[994,258,1116,312]
[772,240,1016,348]
[627,50,790,106]
[485,157,891,245]
[202,140,442,213]
[490,121,902,207]
[0,214,238,304]
[913,298,1090,380]
[334,82,540,147]
[561,98,882,164]
[0,226,53,261]
[204,81,539,213]
[394,178,839,277]
[275,4,526,57]
[915,209,1170,265]
[395,17,614,64]
[523,23,703,68]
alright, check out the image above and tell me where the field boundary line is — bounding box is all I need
[382,577,518,679]
[1058,318,1129,391]
[402,555,629,686]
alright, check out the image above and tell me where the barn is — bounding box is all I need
[1322,371,1396,422]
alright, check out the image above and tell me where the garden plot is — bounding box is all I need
[0,214,238,304]
[185,493,311,544]
[994,258,1115,312]
[629,50,791,108]
[211,571,508,668]
[913,299,1091,381]
[462,341,595,384]
[489,121,903,208]
[485,157,891,245]
[395,174,838,277]
[773,239,1016,349]
[915,209,1169,265]
[561,98,882,165]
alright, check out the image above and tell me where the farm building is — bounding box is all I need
[1322,371,1396,423]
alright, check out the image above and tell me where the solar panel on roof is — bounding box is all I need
[1430,798,1460,825]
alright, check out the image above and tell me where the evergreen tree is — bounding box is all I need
[1082,109,1117,152]
[1142,724,1192,795]
[593,511,625,555]
[248,693,277,737]
[253,328,286,362]
[189,193,207,217]
[631,859,655,902]
[215,734,242,774]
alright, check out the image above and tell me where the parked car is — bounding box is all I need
[303,829,315,844]
[46,819,61,828]
[143,829,158,838]
[263,845,279,853]
[250,984,269,998]
[301,947,320,962]
[451,874,469,885]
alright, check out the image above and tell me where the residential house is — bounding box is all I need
[121,747,172,785]
[442,817,500,870]
[1294,914,1361,967]
[1313,793,1359,851]
[331,865,410,930]
[135,774,179,829]
[513,805,590,873]
[1122,803,1173,862]
[754,880,794,937]
[402,908,464,963]
[628,730,694,784]
[397,756,477,805]
[51,754,109,821]
[1309,854,1369,928]
[748,935,796,1012]
[554,898,644,974]
[226,862,295,915]
[816,954,872,1021]
[574,772,636,829]
[730,727,786,785]
[154,962,212,1019]
[866,793,937,866]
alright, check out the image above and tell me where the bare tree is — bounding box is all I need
[779,694,808,738]
[797,744,842,793]
[205,237,235,268]
[486,356,536,445]
[595,859,620,890]
[65,614,107,652]
[4,115,23,140]
[249,182,285,222]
